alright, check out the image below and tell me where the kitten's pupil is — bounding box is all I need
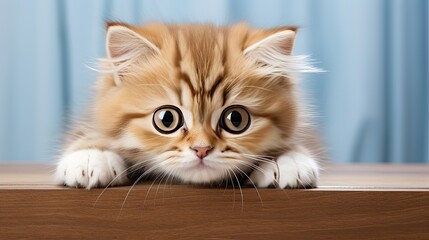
[229,111,242,127]
[161,111,174,127]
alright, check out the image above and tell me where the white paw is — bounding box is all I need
[250,151,319,189]
[55,149,128,189]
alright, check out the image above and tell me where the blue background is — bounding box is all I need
[0,0,427,163]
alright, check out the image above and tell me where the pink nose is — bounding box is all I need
[191,146,213,159]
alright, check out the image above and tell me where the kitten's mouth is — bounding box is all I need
[176,158,227,183]
[191,158,213,170]
[195,159,208,168]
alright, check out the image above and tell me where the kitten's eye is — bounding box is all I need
[219,105,251,134]
[152,105,184,134]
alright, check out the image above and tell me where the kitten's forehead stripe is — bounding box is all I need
[222,88,228,107]
[173,31,184,106]
[222,29,229,66]
[187,26,215,86]
[172,25,230,124]
[172,30,182,68]
[208,74,224,99]
[180,72,195,96]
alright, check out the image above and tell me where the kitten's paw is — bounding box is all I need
[250,151,319,189]
[55,149,128,189]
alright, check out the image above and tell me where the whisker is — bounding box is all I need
[241,153,274,159]
[162,169,174,202]
[221,156,275,168]
[232,165,263,207]
[240,153,274,161]
[221,157,275,183]
[240,154,276,165]
[145,160,180,208]
[94,159,151,207]
[233,159,280,186]
[243,157,276,167]
[226,169,236,209]
[142,169,165,208]
[222,169,229,195]
[118,164,160,218]
[153,170,170,206]
[230,169,244,213]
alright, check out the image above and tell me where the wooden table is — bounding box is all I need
[1,164,428,239]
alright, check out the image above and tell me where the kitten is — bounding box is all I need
[55,22,321,189]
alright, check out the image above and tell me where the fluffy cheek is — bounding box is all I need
[223,118,283,155]
[115,118,182,161]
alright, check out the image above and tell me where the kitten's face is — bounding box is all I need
[95,23,301,183]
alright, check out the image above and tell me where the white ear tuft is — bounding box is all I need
[244,30,321,77]
[104,26,160,85]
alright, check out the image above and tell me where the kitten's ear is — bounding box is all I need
[105,23,160,85]
[243,27,297,57]
[243,27,318,76]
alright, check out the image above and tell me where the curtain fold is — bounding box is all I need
[0,0,427,163]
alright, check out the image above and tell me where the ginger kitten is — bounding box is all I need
[55,22,321,189]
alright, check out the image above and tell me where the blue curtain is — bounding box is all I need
[0,0,427,163]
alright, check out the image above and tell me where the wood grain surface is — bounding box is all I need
[1,164,429,239]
